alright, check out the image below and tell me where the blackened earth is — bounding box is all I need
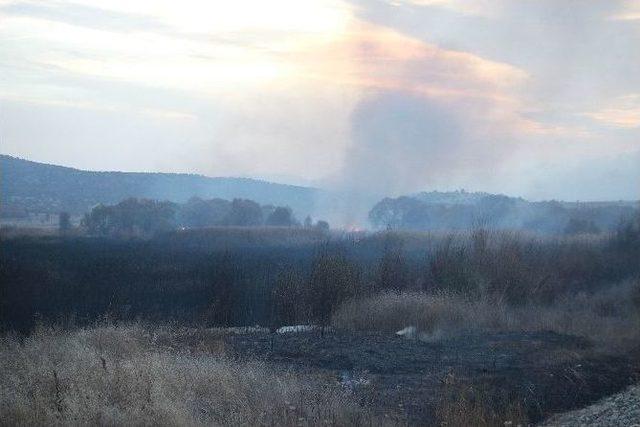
[224,331,638,425]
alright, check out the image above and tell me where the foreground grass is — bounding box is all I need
[0,324,380,426]
[3,298,637,426]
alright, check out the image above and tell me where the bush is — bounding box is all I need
[270,268,308,328]
[425,236,478,295]
[422,229,626,305]
[307,245,360,330]
[374,232,411,292]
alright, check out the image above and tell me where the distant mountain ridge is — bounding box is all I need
[0,155,319,218]
[3,155,637,232]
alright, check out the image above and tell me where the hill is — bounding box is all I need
[0,155,318,218]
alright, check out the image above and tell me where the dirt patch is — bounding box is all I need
[225,331,637,425]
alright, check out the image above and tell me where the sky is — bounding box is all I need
[1,0,639,201]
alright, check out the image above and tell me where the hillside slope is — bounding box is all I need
[0,155,318,217]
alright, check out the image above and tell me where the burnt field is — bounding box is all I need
[1,220,640,425]
[2,323,638,426]
[2,222,639,333]
[225,330,638,425]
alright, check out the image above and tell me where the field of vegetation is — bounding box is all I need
[1,213,639,425]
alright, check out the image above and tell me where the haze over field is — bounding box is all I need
[1,0,639,205]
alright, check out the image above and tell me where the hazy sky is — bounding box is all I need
[1,0,638,200]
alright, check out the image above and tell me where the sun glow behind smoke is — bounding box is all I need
[0,0,533,110]
[1,0,638,201]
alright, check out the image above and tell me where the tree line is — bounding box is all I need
[369,193,638,234]
[80,197,329,238]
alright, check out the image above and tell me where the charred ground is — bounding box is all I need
[225,330,637,425]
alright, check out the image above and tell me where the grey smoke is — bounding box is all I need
[344,91,464,195]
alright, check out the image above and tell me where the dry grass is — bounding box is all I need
[0,324,381,426]
[436,383,528,427]
[332,280,640,352]
[4,288,637,426]
[333,291,475,337]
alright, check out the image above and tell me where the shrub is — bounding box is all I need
[270,268,308,328]
[374,232,411,292]
[307,245,359,331]
[425,235,478,295]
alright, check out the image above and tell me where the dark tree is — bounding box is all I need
[58,211,71,235]
[266,206,296,227]
[82,198,176,237]
[223,199,263,226]
[304,215,313,228]
[177,197,231,227]
[315,220,330,232]
[81,204,111,236]
[261,204,276,222]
